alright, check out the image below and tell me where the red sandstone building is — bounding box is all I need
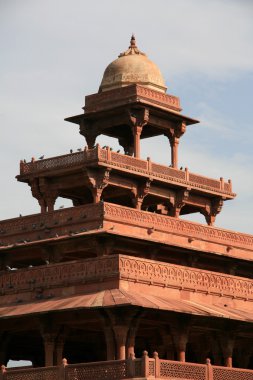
[0,36,253,380]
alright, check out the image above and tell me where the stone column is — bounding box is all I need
[55,338,65,366]
[113,325,129,360]
[104,326,116,361]
[126,327,136,359]
[46,194,57,213]
[43,333,56,367]
[220,334,234,368]
[169,136,179,169]
[170,316,190,362]
[132,125,143,159]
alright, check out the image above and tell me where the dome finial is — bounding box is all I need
[130,34,136,48]
[119,35,145,57]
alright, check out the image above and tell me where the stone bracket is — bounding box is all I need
[84,167,111,203]
[131,179,152,210]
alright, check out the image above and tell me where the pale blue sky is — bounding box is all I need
[1,0,253,233]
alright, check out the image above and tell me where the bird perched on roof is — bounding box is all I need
[77,148,82,152]
[70,149,73,153]
[117,150,120,153]
[6,265,17,271]
[39,155,44,160]
[19,214,22,217]
[180,166,183,170]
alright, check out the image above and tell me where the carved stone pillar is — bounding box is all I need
[161,332,174,360]
[43,333,56,367]
[126,327,137,358]
[30,178,46,213]
[129,107,149,159]
[132,125,143,159]
[113,325,129,360]
[104,326,116,360]
[170,316,191,362]
[55,337,65,366]
[46,193,58,213]
[170,136,179,169]
[165,121,186,169]
[219,332,234,368]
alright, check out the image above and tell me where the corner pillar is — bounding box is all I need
[165,121,186,169]
[169,136,179,169]
[129,107,149,159]
[132,125,143,159]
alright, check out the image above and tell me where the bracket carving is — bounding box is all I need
[169,188,190,218]
[201,197,224,226]
[84,167,111,203]
[131,179,152,210]
[80,119,97,148]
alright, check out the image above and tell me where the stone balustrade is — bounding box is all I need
[19,145,234,196]
[1,354,253,380]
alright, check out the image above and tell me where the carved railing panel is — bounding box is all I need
[65,360,127,380]
[21,152,84,174]
[189,173,220,190]
[5,366,59,380]
[213,365,253,380]
[3,358,253,380]
[19,146,233,196]
[152,162,185,180]
[160,360,206,379]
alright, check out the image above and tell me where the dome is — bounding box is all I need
[99,35,167,93]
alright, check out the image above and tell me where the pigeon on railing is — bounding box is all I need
[6,266,17,271]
